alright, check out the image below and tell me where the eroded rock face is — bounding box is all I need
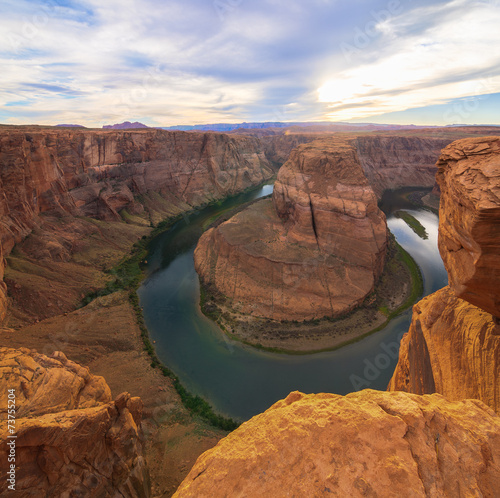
[388,286,500,412]
[195,139,387,321]
[389,137,500,411]
[436,137,500,318]
[0,127,275,321]
[354,135,453,196]
[0,347,150,497]
[174,390,500,497]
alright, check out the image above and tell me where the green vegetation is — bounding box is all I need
[199,231,424,356]
[394,210,428,239]
[77,190,282,431]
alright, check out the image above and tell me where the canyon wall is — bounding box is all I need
[0,347,150,496]
[175,390,500,497]
[354,135,453,196]
[0,126,275,322]
[389,137,500,412]
[195,138,387,321]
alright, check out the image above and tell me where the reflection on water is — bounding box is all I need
[139,186,447,421]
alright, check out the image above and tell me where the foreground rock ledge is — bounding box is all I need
[0,347,150,497]
[174,390,500,497]
[195,138,388,321]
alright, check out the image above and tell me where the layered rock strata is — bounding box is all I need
[389,137,500,412]
[195,138,388,321]
[0,126,275,321]
[354,135,453,196]
[388,286,500,411]
[175,390,500,497]
[436,137,500,317]
[0,347,150,497]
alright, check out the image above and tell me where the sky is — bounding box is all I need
[1,0,499,127]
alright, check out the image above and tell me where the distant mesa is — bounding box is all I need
[103,121,149,130]
[55,124,86,128]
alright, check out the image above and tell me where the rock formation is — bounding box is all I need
[0,347,150,497]
[174,390,500,497]
[0,126,275,321]
[354,134,453,196]
[436,137,500,318]
[195,138,388,321]
[389,137,500,412]
[388,286,500,411]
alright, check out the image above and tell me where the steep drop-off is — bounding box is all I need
[0,126,275,322]
[354,135,453,196]
[388,286,500,411]
[436,137,500,318]
[195,138,388,321]
[389,136,500,412]
[0,347,150,497]
[175,390,500,497]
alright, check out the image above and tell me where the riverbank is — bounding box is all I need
[2,182,275,496]
[200,231,423,354]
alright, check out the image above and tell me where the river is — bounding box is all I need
[138,185,447,421]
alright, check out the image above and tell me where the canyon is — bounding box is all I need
[389,137,500,413]
[2,125,500,496]
[194,138,388,322]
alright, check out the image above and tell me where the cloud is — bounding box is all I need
[318,0,500,120]
[0,0,498,126]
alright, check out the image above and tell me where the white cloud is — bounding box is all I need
[318,0,500,120]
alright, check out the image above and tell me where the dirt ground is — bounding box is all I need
[1,291,226,497]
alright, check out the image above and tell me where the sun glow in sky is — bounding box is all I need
[0,0,499,127]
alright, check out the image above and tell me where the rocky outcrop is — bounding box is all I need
[354,135,453,196]
[388,286,500,411]
[175,390,500,497]
[436,137,500,318]
[0,347,150,496]
[0,126,275,321]
[389,136,500,413]
[195,138,387,321]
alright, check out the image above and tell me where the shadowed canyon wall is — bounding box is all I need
[389,137,500,412]
[0,127,275,322]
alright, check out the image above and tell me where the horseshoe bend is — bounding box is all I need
[195,138,389,322]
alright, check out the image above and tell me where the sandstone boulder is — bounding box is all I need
[0,347,150,497]
[175,390,500,497]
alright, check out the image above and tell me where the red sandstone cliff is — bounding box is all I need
[195,138,387,321]
[175,390,500,497]
[389,137,500,412]
[353,135,453,196]
[0,347,150,496]
[436,137,500,318]
[0,126,275,322]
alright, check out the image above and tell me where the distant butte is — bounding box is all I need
[103,121,149,129]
